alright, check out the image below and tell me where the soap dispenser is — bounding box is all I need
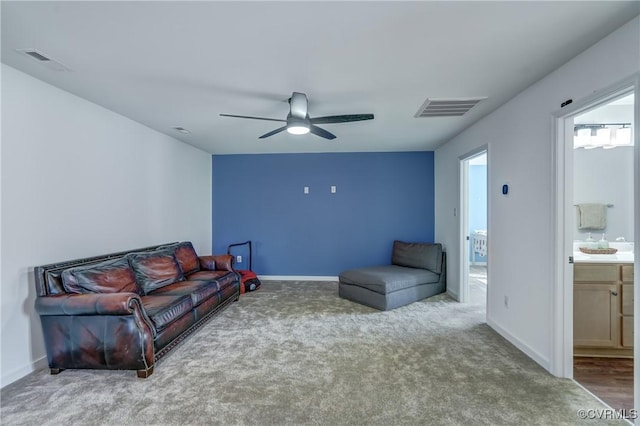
[598,234,609,249]
[583,233,596,249]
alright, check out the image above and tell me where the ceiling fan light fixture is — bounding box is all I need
[287,125,310,135]
[286,117,310,135]
[220,91,373,140]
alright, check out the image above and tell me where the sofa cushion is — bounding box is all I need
[140,294,193,332]
[186,270,238,292]
[149,280,219,307]
[128,249,185,294]
[391,241,442,274]
[61,257,142,295]
[198,254,234,272]
[171,242,201,275]
[339,265,440,294]
[187,270,227,281]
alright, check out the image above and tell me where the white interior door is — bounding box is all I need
[460,157,470,303]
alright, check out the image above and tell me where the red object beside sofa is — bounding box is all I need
[34,241,240,378]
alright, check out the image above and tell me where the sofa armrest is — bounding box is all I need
[35,293,143,316]
[199,254,234,272]
[35,293,156,373]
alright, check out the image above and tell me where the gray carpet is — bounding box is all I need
[1,281,623,425]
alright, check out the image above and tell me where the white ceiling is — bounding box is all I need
[2,1,639,155]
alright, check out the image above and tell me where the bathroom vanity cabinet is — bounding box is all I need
[574,262,634,357]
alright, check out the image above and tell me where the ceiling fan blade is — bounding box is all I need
[220,114,286,123]
[309,125,336,140]
[258,126,288,139]
[289,92,308,119]
[310,114,374,124]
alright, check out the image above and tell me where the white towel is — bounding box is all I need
[577,203,606,230]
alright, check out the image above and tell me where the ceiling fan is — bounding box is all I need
[220,92,374,140]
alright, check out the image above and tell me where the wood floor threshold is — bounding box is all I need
[573,356,634,412]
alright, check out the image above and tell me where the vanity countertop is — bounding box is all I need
[573,251,634,263]
[573,242,634,263]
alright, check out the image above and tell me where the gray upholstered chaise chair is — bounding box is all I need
[338,241,446,310]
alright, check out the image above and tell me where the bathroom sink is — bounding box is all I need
[609,242,634,252]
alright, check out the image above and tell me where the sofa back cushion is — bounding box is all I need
[198,254,234,272]
[61,257,142,295]
[391,241,443,274]
[128,249,185,294]
[171,242,200,275]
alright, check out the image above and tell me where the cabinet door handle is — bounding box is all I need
[611,291,618,296]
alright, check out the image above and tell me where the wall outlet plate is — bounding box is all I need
[236,255,242,263]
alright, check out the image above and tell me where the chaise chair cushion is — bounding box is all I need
[391,241,442,273]
[339,265,440,294]
[128,248,185,294]
[61,257,142,295]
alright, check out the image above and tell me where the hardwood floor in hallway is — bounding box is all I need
[573,357,633,412]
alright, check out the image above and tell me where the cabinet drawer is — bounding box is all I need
[574,264,618,282]
[622,284,634,316]
[622,316,634,348]
[622,265,634,282]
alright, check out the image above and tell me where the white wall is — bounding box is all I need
[0,65,213,387]
[435,17,640,370]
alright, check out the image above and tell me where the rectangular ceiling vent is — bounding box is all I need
[15,49,72,72]
[414,97,486,118]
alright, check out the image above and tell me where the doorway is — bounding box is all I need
[460,149,488,307]
[572,92,635,411]
[552,74,638,412]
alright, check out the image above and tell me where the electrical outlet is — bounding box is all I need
[236,255,242,263]
[504,295,509,308]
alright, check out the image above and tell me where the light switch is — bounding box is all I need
[303,186,309,194]
[331,185,337,194]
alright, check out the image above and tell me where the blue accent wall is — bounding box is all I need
[212,152,434,276]
[469,164,487,262]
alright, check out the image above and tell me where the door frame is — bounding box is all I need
[458,145,489,305]
[550,72,639,399]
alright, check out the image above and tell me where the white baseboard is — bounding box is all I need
[1,356,47,389]
[447,289,460,301]
[487,317,550,371]
[258,275,339,282]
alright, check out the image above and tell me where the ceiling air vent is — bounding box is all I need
[414,97,486,118]
[15,49,72,71]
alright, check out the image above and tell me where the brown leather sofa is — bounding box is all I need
[34,241,240,378]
